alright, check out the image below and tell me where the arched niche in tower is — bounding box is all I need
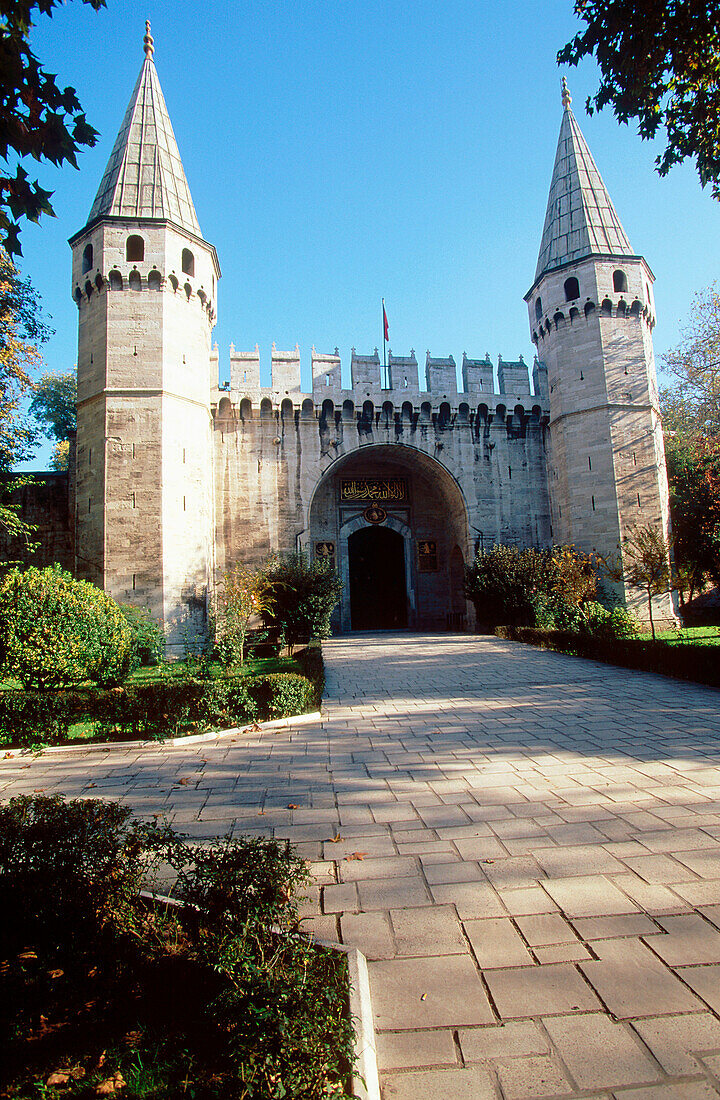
[260,397,273,419]
[148,270,162,290]
[109,270,123,291]
[613,269,628,293]
[82,243,93,274]
[126,235,144,262]
[564,276,579,302]
[281,398,294,420]
[128,270,141,292]
[181,249,194,277]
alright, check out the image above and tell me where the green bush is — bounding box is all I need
[252,671,316,717]
[0,565,137,689]
[263,551,343,647]
[581,602,640,640]
[0,795,355,1099]
[119,603,165,666]
[465,545,559,631]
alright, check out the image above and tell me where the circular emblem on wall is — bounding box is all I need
[364,504,387,524]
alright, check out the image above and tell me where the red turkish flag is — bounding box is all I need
[383,302,389,342]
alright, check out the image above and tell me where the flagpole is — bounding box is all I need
[382,298,387,372]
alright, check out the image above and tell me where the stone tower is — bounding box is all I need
[69,24,221,650]
[525,80,674,622]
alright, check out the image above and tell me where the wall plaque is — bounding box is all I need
[340,477,407,502]
[315,541,335,560]
[417,539,439,572]
[364,504,387,524]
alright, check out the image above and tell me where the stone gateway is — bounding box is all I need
[64,28,673,650]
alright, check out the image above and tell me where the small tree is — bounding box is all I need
[551,545,599,606]
[29,369,77,442]
[216,565,273,667]
[605,525,672,640]
[262,552,343,650]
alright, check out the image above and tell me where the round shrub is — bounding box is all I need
[251,672,315,718]
[0,565,137,689]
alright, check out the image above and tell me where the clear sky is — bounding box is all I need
[17,0,720,468]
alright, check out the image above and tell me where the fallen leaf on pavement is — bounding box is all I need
[328,834,343,843]
[287,804,299,809]
[176,777,191,786]
[346,852,367,861]
[46,1072,71,1087]
[95,1071,126,1095]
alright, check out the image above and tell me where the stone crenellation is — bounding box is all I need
[213,345,546,420]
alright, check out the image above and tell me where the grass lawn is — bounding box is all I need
[0,654,302,692]
[654,625,720,646]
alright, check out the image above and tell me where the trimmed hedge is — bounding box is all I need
[0,663,323,749]
[495,626,720,689]
[295,643,325,704]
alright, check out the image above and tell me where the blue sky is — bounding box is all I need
[18,0,720,467]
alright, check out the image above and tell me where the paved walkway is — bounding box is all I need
[3,634,720,1098]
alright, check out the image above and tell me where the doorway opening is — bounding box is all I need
[348,525,407,630]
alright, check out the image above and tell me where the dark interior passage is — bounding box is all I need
[349,525,408,630]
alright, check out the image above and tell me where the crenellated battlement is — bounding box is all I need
[215,343,548,416]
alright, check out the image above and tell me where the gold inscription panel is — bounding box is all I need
[340,477,407,502]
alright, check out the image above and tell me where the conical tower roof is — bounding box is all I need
[87,23,201,236]
[535,80,633,281]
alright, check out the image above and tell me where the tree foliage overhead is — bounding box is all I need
[0,0,105,256]
[559,1,720,198]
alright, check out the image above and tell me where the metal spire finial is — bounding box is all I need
[143,20,154,58]
[561,76,572,109]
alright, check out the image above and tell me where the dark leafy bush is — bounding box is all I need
[0,565,137,688]
[119,603,164,666]
[263,552,343,647]
[0,795,355,1099]
[495,625,720,688]
[0,795,169,958]
[296,643,325,704]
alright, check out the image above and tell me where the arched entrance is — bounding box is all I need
[304,444,471,632]
[349,525,408,630]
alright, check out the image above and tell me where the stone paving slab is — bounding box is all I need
[4,632,720,1098]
